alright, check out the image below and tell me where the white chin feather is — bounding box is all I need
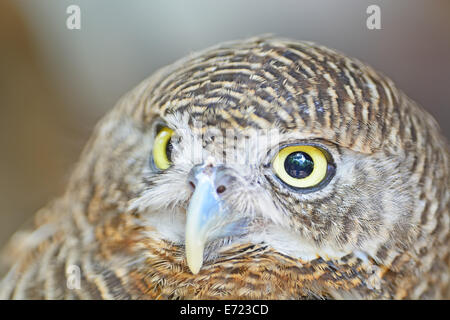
[243,225,351,261]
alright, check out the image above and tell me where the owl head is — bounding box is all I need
[69,37,448,276]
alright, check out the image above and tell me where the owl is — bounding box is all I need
[0,36,448,300]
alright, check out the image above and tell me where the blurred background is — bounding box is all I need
[0,0,449,247]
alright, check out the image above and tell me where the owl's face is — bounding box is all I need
[123,110,415,274]
[82,38,427,275]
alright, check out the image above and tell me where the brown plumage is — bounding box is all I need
[0,36,448,299]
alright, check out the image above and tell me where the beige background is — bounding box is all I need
[1,0,449,247]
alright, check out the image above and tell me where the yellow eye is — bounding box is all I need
[273,145,329,189]
[152,127,174,170]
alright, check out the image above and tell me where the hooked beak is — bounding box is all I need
[185,164,228,274]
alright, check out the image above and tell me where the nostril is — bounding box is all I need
[216,185,226,194]
[189,181,196,190]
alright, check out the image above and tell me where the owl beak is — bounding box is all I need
[185,164,226,274]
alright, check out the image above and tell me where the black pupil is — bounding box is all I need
[166,139,173,161]
[284,152,314,179]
